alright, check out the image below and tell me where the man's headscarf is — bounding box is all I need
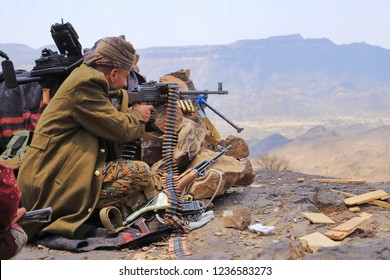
[0,163,21,229]
[83,35,136,70]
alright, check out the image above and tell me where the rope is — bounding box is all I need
[184,168,224,210]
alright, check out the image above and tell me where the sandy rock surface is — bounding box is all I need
[15,169,390,260]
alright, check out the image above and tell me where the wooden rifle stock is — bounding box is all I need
[177,145,232,194]
[177,169,200,193]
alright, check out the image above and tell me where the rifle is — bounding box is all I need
[177,144,232,193]
[123,145,230,227]
[19,207,53,223]
[113,81,244,133]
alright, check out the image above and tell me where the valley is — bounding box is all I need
[217,117,390,183]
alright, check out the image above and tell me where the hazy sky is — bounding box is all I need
[1,0,390,50]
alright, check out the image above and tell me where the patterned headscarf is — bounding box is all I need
[83,36,136,70]
[0,163,21,229]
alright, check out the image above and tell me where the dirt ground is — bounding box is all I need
[14,169,390,260]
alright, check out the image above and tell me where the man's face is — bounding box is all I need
[108,68,130,90]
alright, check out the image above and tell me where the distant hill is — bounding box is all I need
[247,133,290,155]
[0,43,41,70]
[266,124,390,182]
[2,34,390,124]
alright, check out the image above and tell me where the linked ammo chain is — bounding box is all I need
[161,89,190,259]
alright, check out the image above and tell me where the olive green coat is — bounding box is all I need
[18,64,145,240]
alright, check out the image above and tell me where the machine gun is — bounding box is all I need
[1,20,83,102]
[113,81,244,133]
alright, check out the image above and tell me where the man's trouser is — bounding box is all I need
[97,159,161,210]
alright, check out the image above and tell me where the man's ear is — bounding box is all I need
[108,68,118,82]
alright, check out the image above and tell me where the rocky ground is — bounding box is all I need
[14,169,390,260]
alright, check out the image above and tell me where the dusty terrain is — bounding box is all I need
[14,168,389,260]
[266,124,390,183]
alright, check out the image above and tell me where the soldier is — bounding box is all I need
[17,36,161,241]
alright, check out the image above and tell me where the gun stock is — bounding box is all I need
[177,169,200,193]
[177,145,232,194]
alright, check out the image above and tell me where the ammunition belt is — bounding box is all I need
[161,89,190,259]
[122,140,141,160]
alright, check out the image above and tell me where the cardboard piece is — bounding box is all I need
[299,232,339,250]
[309,179,366,184]
[348,206,361,213]
[302,212,336,224]
[330,188,390,208]
[324,213,372,241]
[344,190,389,205]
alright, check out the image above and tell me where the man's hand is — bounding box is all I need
[132,102,154,122]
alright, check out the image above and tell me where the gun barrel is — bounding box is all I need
[194,145,232,174]
[179,89,228,95]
